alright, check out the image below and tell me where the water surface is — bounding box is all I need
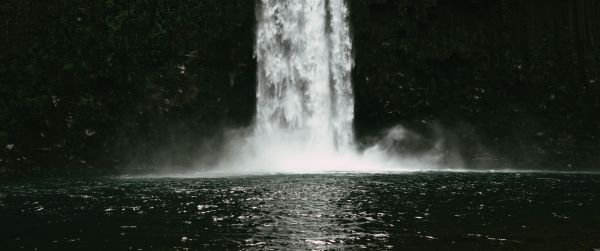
[1,173,599,250]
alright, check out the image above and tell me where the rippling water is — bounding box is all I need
[1,173,600,250]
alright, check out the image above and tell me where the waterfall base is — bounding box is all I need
[173,129,441,178]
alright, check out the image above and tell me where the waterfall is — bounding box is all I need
[255,0,354,152]
[195,0,425,176]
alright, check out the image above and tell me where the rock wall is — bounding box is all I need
[350,0,600,169]
[1,0,599,173]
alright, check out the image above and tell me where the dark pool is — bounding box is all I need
[1,172,599,250]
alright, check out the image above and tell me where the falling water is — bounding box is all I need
[255,0,354,152]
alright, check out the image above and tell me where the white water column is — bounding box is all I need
[255,0,354,152]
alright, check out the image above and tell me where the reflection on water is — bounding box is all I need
[1,173,600,250]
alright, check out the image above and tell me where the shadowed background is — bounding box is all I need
[1,0,599,175]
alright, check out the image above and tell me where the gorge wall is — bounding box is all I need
[1,0,599,174]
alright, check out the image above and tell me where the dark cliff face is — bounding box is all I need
[350,0,600,169]
[0,0,257,172]
[0,0,599,173]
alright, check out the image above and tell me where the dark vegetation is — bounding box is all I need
[1,0,599,174]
